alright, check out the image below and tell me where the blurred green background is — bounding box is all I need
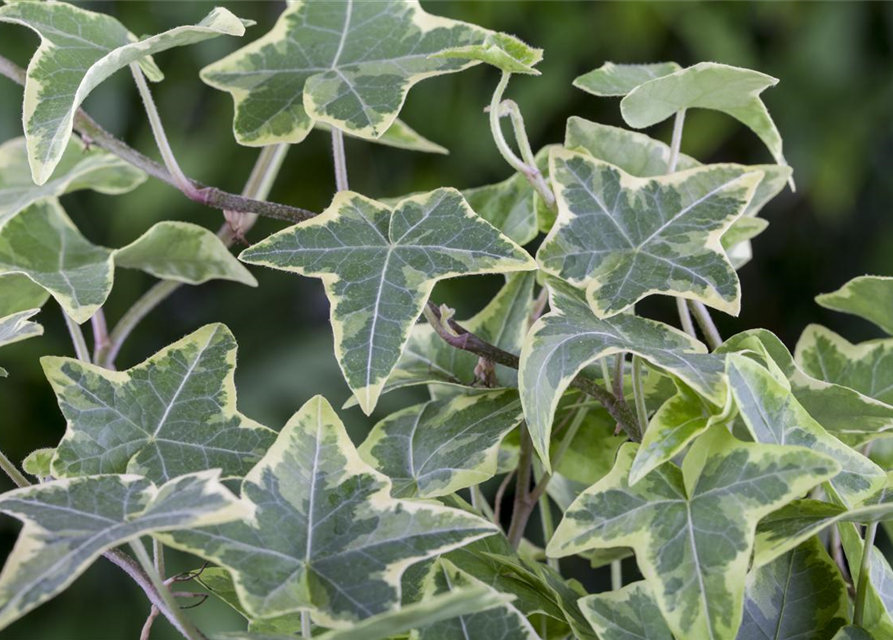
[2,1,893,638]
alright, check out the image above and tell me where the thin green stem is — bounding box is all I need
[99,280,181,368]
[222,143,290,242]
[506,424,534,548]
[0,449,29,489]
[153,538,166,582]
[689,300,723,350]
[535,467,558,571]
[854,522,878,627]
[64,312,91,363]
[676,297,697,339]
[668,109,687,173]
[331,128,349,192]
[301,611,312,638]
[611,560,623,591]
[90,309,110,365]
[600,357,612,392]
[130,539,207,640]
[631,355,649,435]
[489,72,527,175]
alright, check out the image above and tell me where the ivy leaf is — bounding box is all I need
[158,395,498,626]
[359,389,523,498]
[0,309,42,350]
[839,521,893,638]
[0,2,247,184]
[21,448,53,479]
[0,274,49,317]
[201,0,537,145]
[519,276,725,470]
[0,470,247,632]
[241,189,535,414]
[0,136,145,228]
[738,536,847,640]
[115,221,257,286]
[548,428,840,640]
[573,62,682,97]
[723,217,769,269]
[618,62,789,172]
[463,173,540,247]
[727,353,884,505]
[831,628,875,640]
[432,32,544,75]
[44,323,276,483]
[579,580,673,640]
[315,119,448,155]
[816,276,893,336]
[539,147,761,318]
[0,200,113,324]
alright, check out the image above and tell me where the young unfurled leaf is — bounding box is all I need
[796,325,893,405]
[359,389,523,498]
[816,276,893,336]
[548,428,840,640]
[0,136,145,228]
[44,323,276,483]
[727,353,884,505]
[738,537,847,640]
[115,221,257,286]
[540,147,761,318]
[519,276,725,470]
[241,189,535,414]
[839,521,893,638]
[618,62,789,171]
[579,580,673,640]
[0,2,247,184]
[432,31,543,75]
[158,395,498,627]
[0,309,42,350]
[315,119,448,155]
[0,200,113,324]
[21,448,53,479]
[573,62,681,97]
[201,0,538,145]
[0,470,247,633]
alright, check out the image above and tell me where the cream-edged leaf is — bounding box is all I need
[240,188,535,414]
[0,2,247,184]
[548,428,840,640]
[573,62,681,97]
[540,147,761,318]
[579,580,673,640]
[315,118,448,155]
[431,31,543,75]
[0,308,42,350]
[0,470,247,632]
[44,323,276,483]
[816,276,893,336]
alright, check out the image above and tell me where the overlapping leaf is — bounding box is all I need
[573,62,681,97]
[44,323,276,483]
[539,147,761,318]
[315,119,448,155]
[548,428,840,640]
[359,389,523,498]
[839,521,893,638]
[831,628,875,640]
[159,395,498,627]
[201,0,539,145]
[241,188,535,414]
[816,276,893,336]
[0,470,247,632]
[0,2,248,184]
[579,580,673,640]
[0,274,49,318]
[519,276,725,469]
[463,173,540,247]
[0,309,42,351]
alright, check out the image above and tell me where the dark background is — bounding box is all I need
[2,2,893,638]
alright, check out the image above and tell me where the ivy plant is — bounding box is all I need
[0,2,889,639]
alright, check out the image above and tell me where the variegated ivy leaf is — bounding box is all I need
[618,62,790,172]
[0,274,49,317]
[359,389,523,499]
[463,172,540,247]
[548,428,840,640]
[519,276,725,470]
[817,276,893,336]
[738,536,847,640]
[315,119,448,155]
[159,395,498,627]
[201,0,538,146]
[21,448,53,479]
[579,580,673,640]
[0,136,145,228]
[0,2,246,184]
[0,199,113,324]
[431,31,543,75]
[839,521,893,638]
[539,147,761,318]
[796,325,893,406]
[241,188,535,414]
[115,221,257,286]
[573,62,681,97]
[831,628,875,640]
[0,470,247,632]
[727,353,884,505]
[723,217,769,269]
[0,309,42,350]
[44,323,276,483]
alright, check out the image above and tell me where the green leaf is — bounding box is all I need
[44,323,276,483]
[0,136,145,228]
[359,389,523,498]
[0,2,247,184]
[0,309,42,349]
[20,448,53,478]
[115,221,257,286]
[816,276,893,336]
[519,276,725,470]
[0,274,49,317]
[158,395,498,627]
[579,580,673,640]
[839,521,893,638]
[0,470,246,632]
[573,62,682,97]
[552,406,626,488]
[431,32,543,75]
[202,0,537,145]
[831,628,875,640]
[0,200,113,324]
[463,173,539,247]
[241,188,534,414]
[619,62,789,171]
[539,147,761,318]
[727,353,884,505]
[548,428,840,640]
[315,119,448,155]
[738,536,847,640]
[723,217,769,269]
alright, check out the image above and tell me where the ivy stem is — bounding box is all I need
[0,449,29,489]
[631,355,649,435]
[130,539,208,640]
[153,538,166,582]
[98,280,181,368]
[301,612,312,638]
[668,109,687,173]
[90,310,111,365]
[534,467,558,571]
[64,312,91,363]
[506,424,534,548]
[600,357,612,392]
[331,128,349,192]
[689,300,723,350]
[611,560,623,591]
[676,298,697,339]
[854,522,878,627]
